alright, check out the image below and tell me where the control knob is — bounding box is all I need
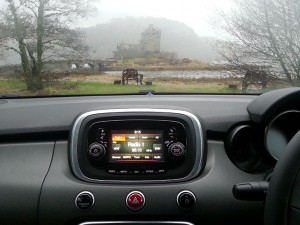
[177,190,196,210]
[88,142,106,160]
[168,142,185,160]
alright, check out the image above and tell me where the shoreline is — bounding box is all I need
[101,65,230,72]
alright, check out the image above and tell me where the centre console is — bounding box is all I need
[69,108,205,183]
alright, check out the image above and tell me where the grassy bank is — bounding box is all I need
[0,79,242,96]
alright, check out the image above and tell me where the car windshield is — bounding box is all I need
[0,0,298,96]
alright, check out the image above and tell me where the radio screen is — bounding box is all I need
[110,130,164,163]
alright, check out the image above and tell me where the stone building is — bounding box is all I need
[113,24,161,60]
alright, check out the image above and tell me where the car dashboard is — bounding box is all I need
[1,88,300,225]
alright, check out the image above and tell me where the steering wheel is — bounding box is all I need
[264,130,300,225]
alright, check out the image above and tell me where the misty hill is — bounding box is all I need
[0,17,218,66]
[84,17,217,62]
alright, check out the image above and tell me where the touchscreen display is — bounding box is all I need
[110,130,164,163]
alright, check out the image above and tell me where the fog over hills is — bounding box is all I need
[85,17,217,61]
[0,17,217,66]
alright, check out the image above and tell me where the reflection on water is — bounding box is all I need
[104,70,243,79]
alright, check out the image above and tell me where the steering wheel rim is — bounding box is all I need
[264,130,300,225]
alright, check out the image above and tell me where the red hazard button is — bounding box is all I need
[126,191,145,211]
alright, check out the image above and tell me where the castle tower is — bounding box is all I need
[140,24,161,57]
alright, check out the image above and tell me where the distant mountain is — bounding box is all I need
[84,17,217,62]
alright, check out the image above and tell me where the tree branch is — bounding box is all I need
[4,45,21,54]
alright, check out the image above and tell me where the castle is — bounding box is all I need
[113,24,161,60]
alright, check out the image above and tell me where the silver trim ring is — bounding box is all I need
[75,191,95,211]
[125,191,146,211]
[70,108,205,184]
[176,190,197,210]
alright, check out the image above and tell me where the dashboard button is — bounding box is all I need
[177,190,196,210]
[88,143,106,160]
[143,155,152,160]
[126,191,145,211]
[168,134,176,140]
[158,169,166,174]
[108,169,118,174]
[164,140,173,147]
[168,142,185,159]
[153,155,162,160]
[99,136,105,141]
[75,191,95,211]
[98,128,105,133]
[169,127,177,133]
[119,170,128,174]
[145,170,154,174]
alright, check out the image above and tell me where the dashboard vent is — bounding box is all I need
[226,125,263,173]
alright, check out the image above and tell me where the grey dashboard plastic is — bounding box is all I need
[39,141,264,225]
[0,142,54,225]
[0,95,254,135]
[0,94,265,225]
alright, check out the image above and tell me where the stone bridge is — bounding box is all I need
[44,59,116,73]
[0,59,117,76]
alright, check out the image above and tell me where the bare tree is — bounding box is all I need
[0,0,96,91]
[218,0,300,85]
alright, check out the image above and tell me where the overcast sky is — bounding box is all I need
[80,0,233,37]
